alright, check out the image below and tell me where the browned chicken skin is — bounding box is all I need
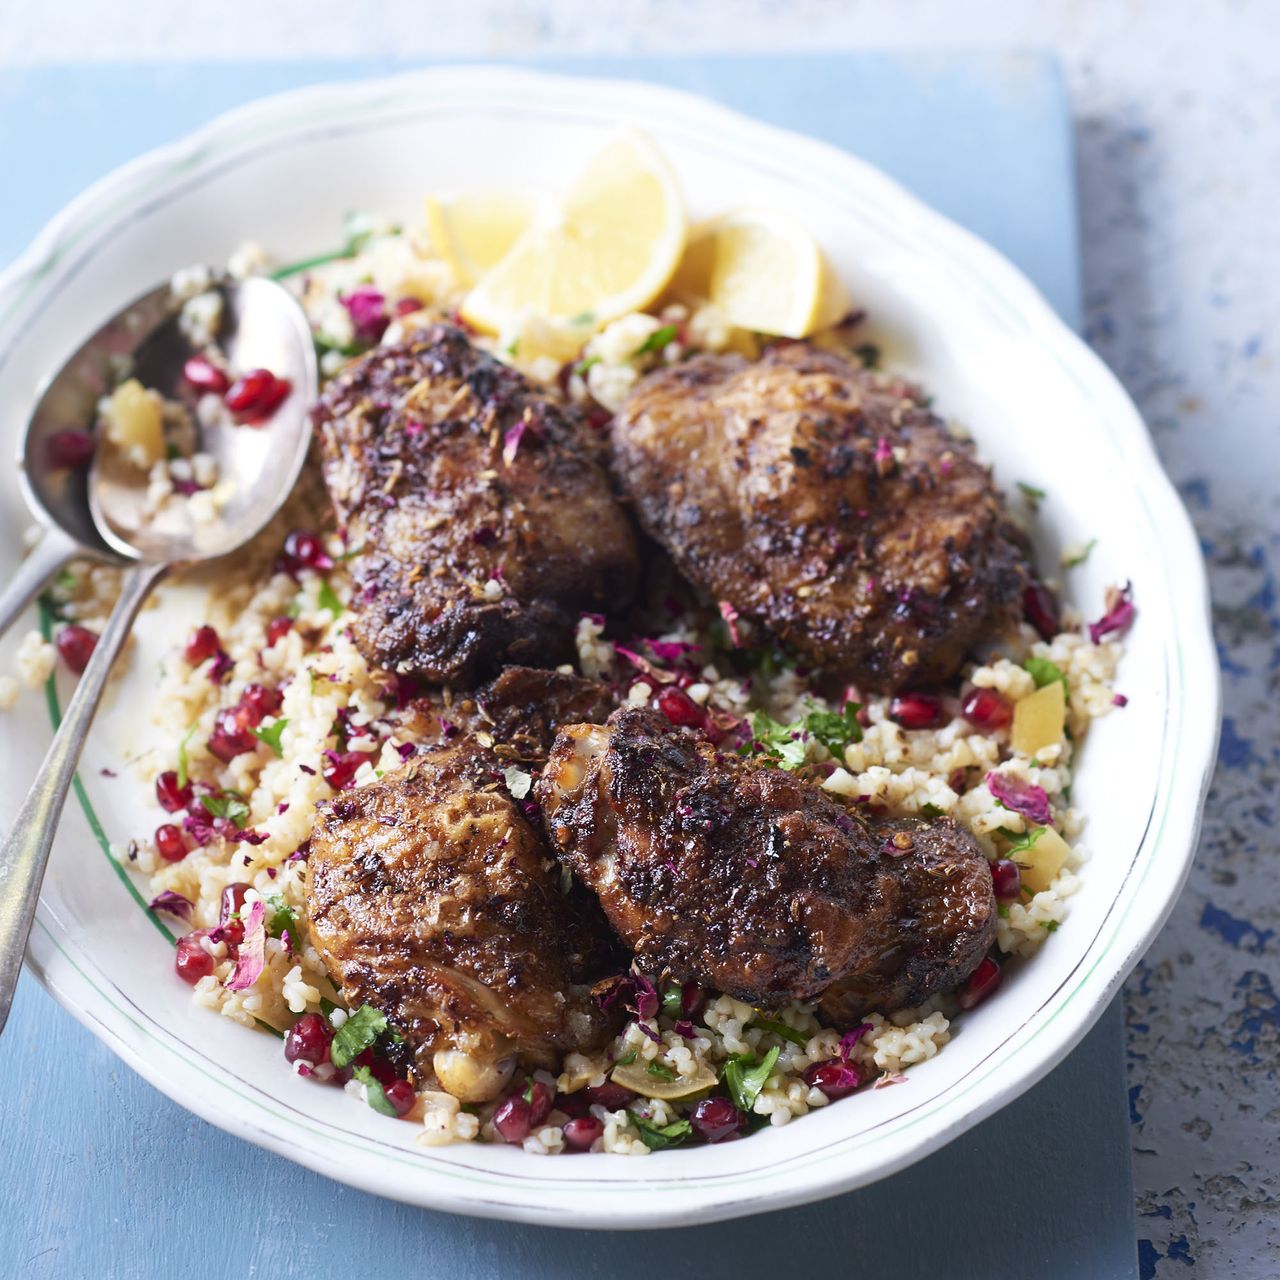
[313,324,639,686]
[611,343,1030,692]
[306,740,617,1099]
[537,707,996,1016]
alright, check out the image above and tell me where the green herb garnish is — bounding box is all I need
[317,580,345,617]
[505,338,521,358]
[615,1049,638,1067]
[568,310,596,327]
[331,1004,388,1069]
[1024,656,1068,693]
[631,1114,692,1151]
[854,342,881,369]
[803,701,863,757]
[176,722,197,789]
[264,893,298,939]
[921,802,946,819]
[572,354,601,377]
[721,1045,781,1112]
[200,792,250,829]
[1042,919,1060,933]
[1001,825,1047,859]
[997,902,1011,918]
[660,984,683,1020]
[1063,538,1097,568]
[54,569,77,591]
[646,1060,677,1081]
[252,718,289,758]
[632,324,678,357]
[352,1065,399,1116]
[1017,481,1047,510]
[747,711,808,771]
[751,1017,808,1049]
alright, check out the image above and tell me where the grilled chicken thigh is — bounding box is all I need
[314,324,639,686]
[611,342,1029,692]
[306,740,617,1100]
[537,707,995,1015]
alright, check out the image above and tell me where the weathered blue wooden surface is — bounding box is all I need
[0,53,1137,1279]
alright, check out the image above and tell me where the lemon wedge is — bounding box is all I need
[425,190,540,289]
[460,130,686,337]
[673,209,848,338]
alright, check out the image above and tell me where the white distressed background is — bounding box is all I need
[3,2,1277,1275]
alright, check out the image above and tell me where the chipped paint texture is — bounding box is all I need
[2,0,1278,1274]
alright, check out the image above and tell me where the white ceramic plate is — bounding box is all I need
[0,66,1219,1228]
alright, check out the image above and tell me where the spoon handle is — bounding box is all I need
[0,560,168,1035]
[0,526,82,641]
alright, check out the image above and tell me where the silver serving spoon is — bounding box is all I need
[0,275,317,1034]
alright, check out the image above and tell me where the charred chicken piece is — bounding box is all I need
[538,707,995,1014]
[457,666,618,767]
[611,342,1030,692]
[306,740,617,1101]
[314,324,639,686]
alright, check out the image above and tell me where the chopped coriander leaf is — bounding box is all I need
[854,342,881,369]
[751,1017,808,1049]
[505,338,521,358]
[614,1049,638,1067]
[568,310,596,327]
[632,324,678,357]
[54,569,78,591]
[1042,919,1060,932]
[920,802,946,819]
[331,1004,388,1068]
[200,792,250,828]
[1003,825,1047,857]
[176,723,197,789]
[265,893,298,939]
[748,711,808,771]
[572,354,601,377]
[319,996,340,1021]
[997,902,1011,919]
[660,985,683,1020]
[631,1114,691,1151]
[804,701,863,757]
[646,1060,677,1081]
[721,1045,781,1112]
[1063,538,1098,569]
[288,596,304,619]
[352,1066,399,1116]
[317,580,345,617]
[313,333,364,359]
[1024,655,1068,692]
[252,718,289,757]
[1017,481,1047,510]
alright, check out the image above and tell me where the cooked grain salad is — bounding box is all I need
[22,214,1134,1156]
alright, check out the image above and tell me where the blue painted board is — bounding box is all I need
[0,53,1135,1279]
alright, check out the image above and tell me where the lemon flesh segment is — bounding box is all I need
[425,191,538,289]
[460,130,686,336]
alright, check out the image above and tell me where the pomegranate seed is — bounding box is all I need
[154,823,188,863]
[219,882,252,946]
[493,1096,533,1144]
[240,683,283,726]
[280,529,334,575]
[384,1078,416,1116]
[888,692,944,730]
[690,1096,745,1143]
[991,859,1022,900]
[394,296,423,317]
[553,1091,590,1119]
[961,686,1012,731]
[803,1058,862,1101]
[265,616,293,647]
[155,770,193,813]
[584,1081,634,1110]
[323,751,366,790]
[56,624,98,674]
[184,624,222,665]
[656,685,706,729]
[562,1116,604,1150]
[362,1055,398,1087]
[224,368,291,422]
[182,354,230,395]
[284,1012,333,1066]
[680,981,707,1020]
[524,1080,553,1127]
[45,427,95,470]
[959,956,1003,1011]
[209,707,257,761]
[174,930,216,984]
[1023,581,1060,641]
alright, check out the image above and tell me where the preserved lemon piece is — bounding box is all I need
[1017,827,1071,894]
[460,131,685,338]
[425,190,540,288]
[611,1058,717,1101]
[1011,680,1066,758]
